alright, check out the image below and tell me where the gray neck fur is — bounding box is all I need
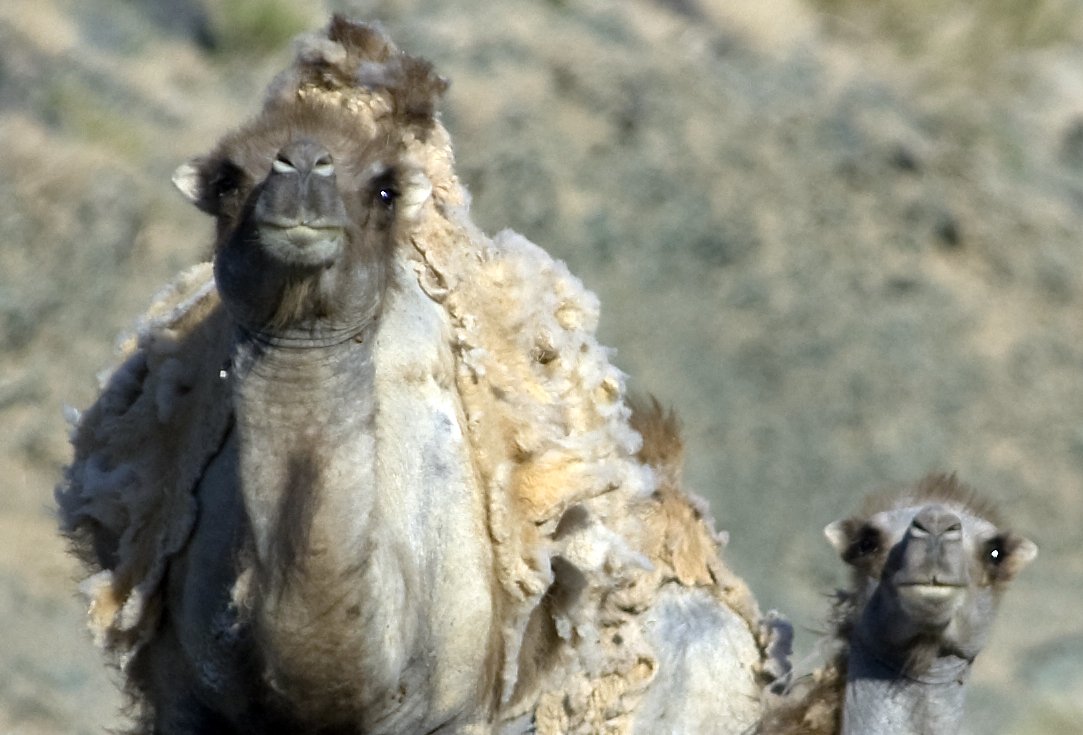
[225,294,498,734]
[230,327,379,582]
[842,620,971,735]
[229,326,425,729]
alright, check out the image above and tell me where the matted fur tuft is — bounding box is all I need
[628,395,684,490]
[758,589,851,735]
[272,16,448,135]
[760,660,844,735]
[326,15,395,60]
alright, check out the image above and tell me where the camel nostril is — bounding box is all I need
[312,156,335,177]
[272,155,298,175]
[911,506,964,539]
[273,140,335,177]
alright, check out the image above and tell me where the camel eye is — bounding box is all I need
[844,525,881,562]
[212,161,245,198]
[985,536,1006,566]
[856,529,879,555]
[370,169,399,209]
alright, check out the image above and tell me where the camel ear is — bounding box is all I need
[1012,536,1038,570]
[172,160,206,207]
[823,520,849,557]
[173,157,241,215]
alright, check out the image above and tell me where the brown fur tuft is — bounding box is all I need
[327,15,395,60]
[761,660,845,735]
[628,394,684,490]
[858,471,1003,527]
[627,395,763,617]
[384,55,450,127]
[283,16,448,135]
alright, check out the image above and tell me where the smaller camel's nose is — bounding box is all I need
[910,505,963,540]
[272,139,335,178]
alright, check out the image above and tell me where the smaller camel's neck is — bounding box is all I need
[841,633,971,735]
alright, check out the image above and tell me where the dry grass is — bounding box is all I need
[204,0,319,56]
[811,0,1083,55]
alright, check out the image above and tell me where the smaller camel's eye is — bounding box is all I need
[856,531,878,555]
[844,524,881,563]
[211,161,245,200]
[985,536,1005,566]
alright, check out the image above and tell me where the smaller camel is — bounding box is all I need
[762,473,1037,735]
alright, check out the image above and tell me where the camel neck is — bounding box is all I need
[230,325,376,412]
[227,325,379,575]
[841,635,971,735]
[226,324,403,723]
[219,303,496,732]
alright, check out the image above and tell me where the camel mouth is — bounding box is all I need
[257,223,344,267]
[896,580,966,610]
[896,582,965,603]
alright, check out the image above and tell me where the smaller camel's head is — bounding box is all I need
[824,473,1036,670]
[172,19,445,345]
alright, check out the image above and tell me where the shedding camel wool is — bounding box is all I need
[57,17,780,734]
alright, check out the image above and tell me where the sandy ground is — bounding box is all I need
[2,0,1082,732]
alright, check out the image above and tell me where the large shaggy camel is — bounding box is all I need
[762,473,1037,734]
[57,17,782,734]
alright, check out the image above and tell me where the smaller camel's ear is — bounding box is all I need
[823,520,850,557]
[1012,536,1038,569]
[172,159,206,207]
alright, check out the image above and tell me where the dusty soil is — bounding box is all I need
[2,0,1081,732]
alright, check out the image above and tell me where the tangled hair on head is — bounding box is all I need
[276,15,449,135]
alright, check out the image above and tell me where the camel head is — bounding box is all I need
[824,473,1037,673]
[171,18,444,345]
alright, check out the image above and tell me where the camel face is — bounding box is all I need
[883,504,983,631]
[762,476,1038,735]
[825,476,1037,662]
[252,138,350,269]
[173,103,431,341]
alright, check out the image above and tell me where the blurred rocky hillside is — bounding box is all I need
[2,0,1082,732]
